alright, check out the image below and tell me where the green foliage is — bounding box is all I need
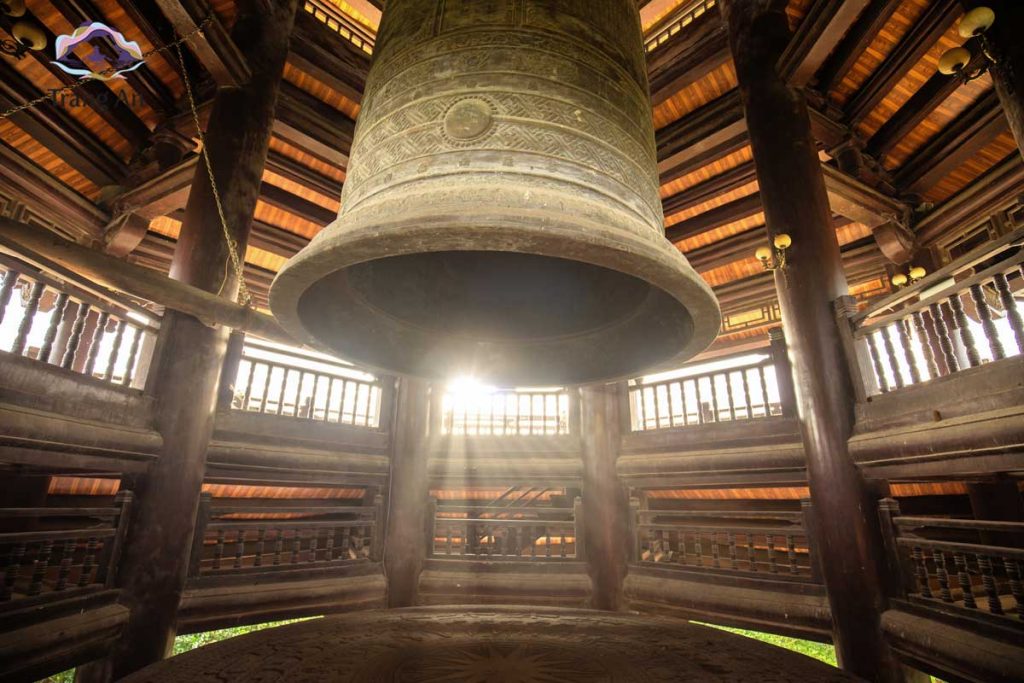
[171,617,318,656]
[693,621,838,667]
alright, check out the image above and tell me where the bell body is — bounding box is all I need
[271,0,720,385]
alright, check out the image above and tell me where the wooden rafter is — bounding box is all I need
[779,0,870,88]
[814,0,901,94]
[154,0,250,86]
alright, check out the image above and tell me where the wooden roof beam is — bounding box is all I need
[290,9,370,105]
[258,182,336,226]
[154,0,251,86]
[273,82,356,168]
[647,6,730,106]
[686,217,853,273]
[780,0,871,88]
[815,0,901,94]
[665,192,762,242]
[895,90,1008,196]
[110,157,199,221]
[662,160,757,216]
[657,91,747,184]
[844,0,960,126]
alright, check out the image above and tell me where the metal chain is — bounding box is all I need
[175,36,252,308]
[0,17,214,121]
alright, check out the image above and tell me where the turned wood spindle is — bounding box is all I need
[28,540,53,596]
[79,537,98,587]
[724,373,736,421]
[711,532,720,568]
[273,531,283,566]
[739,369,752,419]
[788,535,798,574]
[709,377,721,423]
[233,530,245,569]
[292,530,301,563]
[970,283,1004,361]
[882,325,905,388]
[121,327,143,387]
[2,543,26,601]
[1003,558,1023,620]
[954,552,976,609]
[912,546,932,598]
[103,319,128,381]
[748,535,757,572]
[912,311,939,378]
[0,269,20,326]
[929,302,959,373]
[55,538,75,591]
[728,532,737,570]
[977,555,1003,614]
[865,331,890,392]
[60,304,90,370]
[254,528,266,567]
[11,281,44,356]
[993,272,1024,354]
[83,311,110,376]
[213,530,225,570]
[308,530,318,562]
[933,549,953,602]
[898,318,922,384]
[694,531,703,567]
[768,535,778,573]
[38,292,69,363]
[948,294,980,368]
[259,364,273,413]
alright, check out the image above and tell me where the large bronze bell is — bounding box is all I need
[271,0,720,385]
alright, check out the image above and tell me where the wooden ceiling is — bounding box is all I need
[2,0,1021,357]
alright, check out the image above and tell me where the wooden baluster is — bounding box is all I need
[677,531,686,565]
[787,534,798,574]
[949,294,980,368]
[0,269,20,326]
[1004,558,1023,619]
[724,373,736,421]
[954,552,977,609]
[308,529,318,562]
[234,530,245,568]
[977,555,1002,614]
[747,535,757,572]
[241,361,257,410]
[254,528,266,567]
[38,292,70,363]
[711,532,720,568]
[694,531,703,567]
[545,530,552,558]
[882,325,905,388]
[59,302,86,369]
[739,369,751,419]
[103,319,127,381]
[213,530,225,569]
[993,273,1024,354]
[708,377,721,422]
[339,380,351,424]
[55,538,75,590]
[79,537,98,586]
[768,535,778,573]
[2,543,25,600]
[529,526,536,559]
[259,364,273,413]
[326,527,338,560]
[912,547,932,598]
[294,371,306,417]
[560,530,567,558]
[970,283,1005,361]
[83,311,110,376]
[911,311,939,379]
[445,526,453,556]
[273,530,283,565]
[310,374,321,419]
[121,327,143,386]
[277,369,290,415]
[933,549,953,602]
[757,365,771,415]
[728,532,737,570]
[865,332,889,392]
[11,281,44,356]
[292,529,301,563]
[898,318,922,384]
[929,302,960,373]
[28,540,53,596]
[694,379,705,424]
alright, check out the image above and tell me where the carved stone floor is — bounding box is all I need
[124,606,860,682]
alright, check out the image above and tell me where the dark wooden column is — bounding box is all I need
[579,383,630,611]
[968,1,1024,158]
[722,2,910,680]
[383,377,432,607]
[88,2,299,679]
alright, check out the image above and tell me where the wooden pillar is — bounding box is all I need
[768,326,796,417]
[967,1,1024,158]
[722,2,909,680]
[86,2,299,680]
[217,329,246,411]
[383,377,432,607]
[579,383,629,611]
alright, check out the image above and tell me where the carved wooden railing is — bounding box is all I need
[304,0,375,54]
[634,504,820,583]
[628,354,785,431]
[644,0,718,53]
[231,341,384,428]
[428,499,582,561]
[187,494,382,580]
[879,498,1023,627]
[0,492,132,608]
[440,388,572,436]
[0,260,158,388]
[840,233,1024,398]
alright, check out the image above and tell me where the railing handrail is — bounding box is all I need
[205,519,375,531]
[856,249,1024,335]
[0,528,117,544]
[894,516,1024,533]
[637,510,804,523]
[434,518,575,529]
[435,505,573,516]
[638,523,805,536]
[896,537,1024,562]
[854,225,1024,325]
[241,356,380,384]
[0,507,123,518]
[210,505,377,516]
[630,355,773,388]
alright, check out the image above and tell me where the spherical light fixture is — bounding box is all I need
[11,20,46,51]
[891,273,908,288]
[958,6,995,39]
[938,47,971,75]
[908,266,927,282]
[755,246,773,263]
[0,0,26,18]
[773,233,792,250]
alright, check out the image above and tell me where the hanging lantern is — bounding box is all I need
[271,0,720,385]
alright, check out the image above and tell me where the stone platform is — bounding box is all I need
[124,606,860,682]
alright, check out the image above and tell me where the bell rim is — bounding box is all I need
[270,210,721,385]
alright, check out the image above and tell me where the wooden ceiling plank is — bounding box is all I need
[266,150,343,200]
[258,182,336,226]
[0,11,150,152]
[662,160,757,216]
[896,90,1008,195]
[844,0,960,126]
[47,0,177,116]
[247,219,310,259]
[273,82,356,168]
[0,61,125,186]
[780,0,871,88]
[665,192,762,242]
[153,0,251,87]
[647,7,730,106]
[815,0,902,95]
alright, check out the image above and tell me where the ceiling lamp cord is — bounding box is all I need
[174,32,252,309]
